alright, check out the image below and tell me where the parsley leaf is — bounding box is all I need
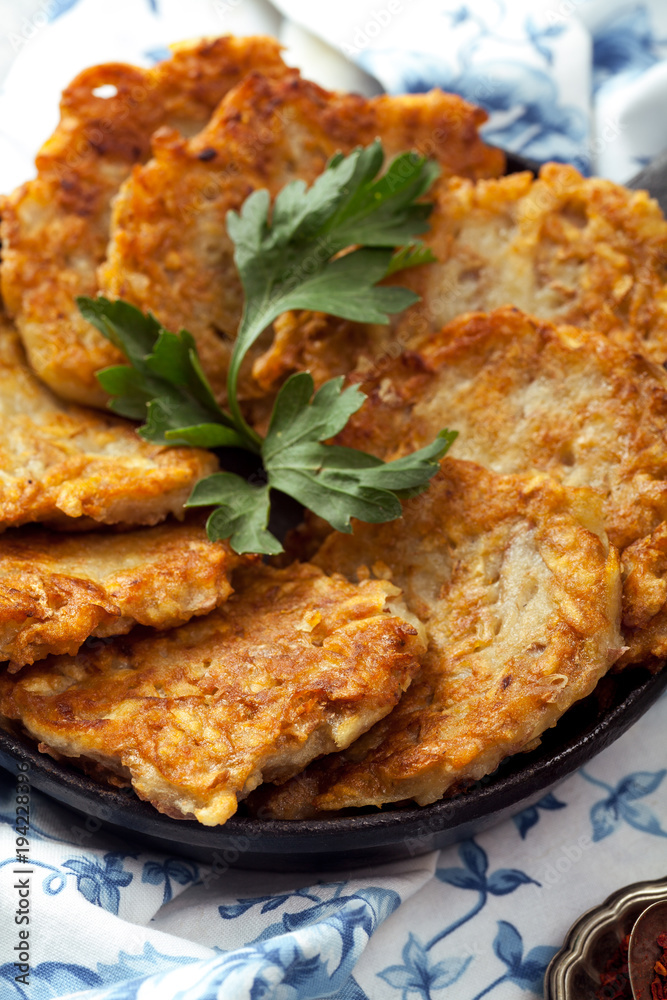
[188,474,280,555]
[225,140,439,438]
[184,373,456,552]
[261,373,456,535]
[78,296,252,451]
[79,142,457,555]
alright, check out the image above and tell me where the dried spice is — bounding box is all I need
[650,931,667,999]
[595,934,631,999]
[595,930,667,999]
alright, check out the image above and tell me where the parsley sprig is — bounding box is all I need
[78,141,456,554]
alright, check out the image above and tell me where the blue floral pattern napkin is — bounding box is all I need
[271,0,667,181]
[2,691,667,1000]
[2,2,667,998]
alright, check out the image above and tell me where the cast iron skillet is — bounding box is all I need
[1,149,666,872]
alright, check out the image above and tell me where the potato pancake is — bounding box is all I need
[251,459,622,817]
[619,524,667,667]
[0,521,244,668]
[259,163,667,391]
[0,564,426,825]
[0,315,217,528]
[0,36,289,406]
[378,164,667,364]
[337,307,667,552]
[335,306,667,662]
[98,70,503,403]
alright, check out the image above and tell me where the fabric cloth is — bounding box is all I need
[2,693,667,1000]
[2,2,667,998]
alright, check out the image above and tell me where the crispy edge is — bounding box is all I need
[0,318,218,529]
[99,70,504,403]
[0,522,248,668]
[0,36,288,406]
[251,459,622,816]
[0,564,426,825]
[335,305,667,551]
[619,522,667,667]
[383,163,667,360]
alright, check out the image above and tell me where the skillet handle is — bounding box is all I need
[624,148,667,214]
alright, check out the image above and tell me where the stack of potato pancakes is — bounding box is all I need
[0,35,664,827]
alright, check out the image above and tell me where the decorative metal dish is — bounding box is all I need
[545,875,667,999]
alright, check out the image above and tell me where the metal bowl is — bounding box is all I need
[545,876,667,999]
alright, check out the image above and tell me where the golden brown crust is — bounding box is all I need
[0,522,245,668]
[264,163,667,391]
[99,71,504,404]
[0,314,217,528]
[0,563,426,825]
[333,305,667,665]
[337,306,667,553]
[0,36,289,406]
[251,458,622,816]
[380,164,667,363]
[619,523,667,665]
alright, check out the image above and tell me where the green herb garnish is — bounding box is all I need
[78,141,456,554]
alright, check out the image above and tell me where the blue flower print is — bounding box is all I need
[47,0,83,21]
[430,839,538,947]
[379,934,471,999]
[446,6,471,30]
[513,792,567,839]
[472,922,557,999]
[142,857,199,904]
[0,961,102,999]
[345,978,371,1000]
[77,885,399,1000]
[358,49,588,170]
[377,840,539,997]
[63,852,133,914]
[581,769,667,842]
[1,946,200,1000]
[525,17,567,67]
[465,61,588,167]
[592,6,665,93]
[96,943,201,984]
[218,886,322,921]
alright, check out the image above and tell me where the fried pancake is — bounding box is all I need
[336,307,667,663]
[250,459,622,817]
[0,36,289,407]
[382,164,667,364]
[0,564,426,825]
[619,524,667,667]
[338,307,667,553]
[0,314,217,528]
[261,164,667,387]
[0,522,244,669]
[98,71,504,403]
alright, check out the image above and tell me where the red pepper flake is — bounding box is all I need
[596,935,631,999]
[595,929,667,998]
[651,933,667,999]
